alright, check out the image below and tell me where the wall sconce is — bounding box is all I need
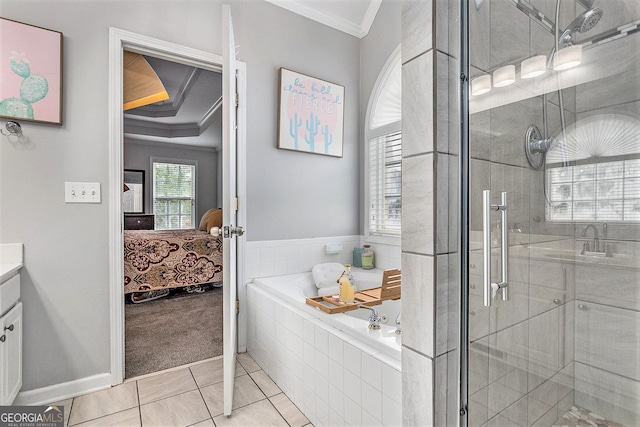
[1,121,22,137]
[553,45,582,71]
[521,55,547,78]
[493,65,516,87]
[471,75,492,96]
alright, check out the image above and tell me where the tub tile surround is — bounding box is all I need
[245,235,401,282]
[246,283,402,427]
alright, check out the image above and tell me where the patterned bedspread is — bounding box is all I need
[124,229,223,294]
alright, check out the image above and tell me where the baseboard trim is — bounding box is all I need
[13,373,112,406]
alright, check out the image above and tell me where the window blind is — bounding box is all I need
[153,162,196,229]
[369,131,402,235]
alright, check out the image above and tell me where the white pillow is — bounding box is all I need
[311,263,345,289]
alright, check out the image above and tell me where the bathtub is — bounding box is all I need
[246,269,403,426]
[252,270,401,360]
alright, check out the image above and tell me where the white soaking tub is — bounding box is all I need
[246,269,403,427]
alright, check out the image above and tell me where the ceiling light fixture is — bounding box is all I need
[553,45,582,71]
[471,75,492,96]
[123,51,170,111]
[493,65,516,87]
[521,55,547,79]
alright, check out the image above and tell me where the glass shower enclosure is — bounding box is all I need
[462,0,640,426]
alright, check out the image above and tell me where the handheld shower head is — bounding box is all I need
[559,8,603,45]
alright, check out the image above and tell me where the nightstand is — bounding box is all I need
[124,214,155,230]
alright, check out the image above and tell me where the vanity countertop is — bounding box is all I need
[0,243,23,282]
[0,264,22,283]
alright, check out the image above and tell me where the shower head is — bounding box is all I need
[559,8,603,45]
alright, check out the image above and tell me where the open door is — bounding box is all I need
[222,3,241,417]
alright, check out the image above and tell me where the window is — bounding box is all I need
[545,114,640,222]
[152,159,196,229]
[369,131,402,234]
[366,46,402,240]
[547,159,640,221]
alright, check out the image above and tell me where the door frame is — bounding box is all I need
[107,27,247,384]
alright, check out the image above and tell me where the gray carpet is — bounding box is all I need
[125,286,223,378]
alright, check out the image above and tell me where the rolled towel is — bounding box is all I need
[312,263,345,289]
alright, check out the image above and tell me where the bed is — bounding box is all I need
[123,229,223,295]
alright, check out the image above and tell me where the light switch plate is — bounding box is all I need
[65,182,101,203]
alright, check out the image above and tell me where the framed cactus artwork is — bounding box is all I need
[0,17,63,125]
[277,68,344,157]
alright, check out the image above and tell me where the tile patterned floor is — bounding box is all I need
[50,353,312,427]
[554,405,626,427]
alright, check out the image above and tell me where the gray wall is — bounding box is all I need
[232,2,361,241]
[0,0,361,392]
[124,139,219,222]
[359,0,402,233]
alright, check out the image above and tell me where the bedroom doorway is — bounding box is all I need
[108,25,247,408]
[122,56,225,378]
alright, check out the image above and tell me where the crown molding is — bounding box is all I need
[124,137,218,152]
[361,0,382,38]
[124,96,222,138]
[264,0,381,39]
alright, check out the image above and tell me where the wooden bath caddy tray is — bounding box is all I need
[305,268,401,314]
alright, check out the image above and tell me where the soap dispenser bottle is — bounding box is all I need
[352,246,363,267]
[338,264,356,303]
[361,244,375,270]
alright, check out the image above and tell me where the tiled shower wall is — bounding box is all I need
[467,1,640,426]
[398,1,640,426]
[466,1,579,425]
[572,25,640,425]
[401,0,461,425]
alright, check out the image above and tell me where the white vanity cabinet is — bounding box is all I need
[0,243,23,406]
[0,300,22,405]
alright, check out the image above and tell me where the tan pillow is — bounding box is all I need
[199,208,223,233]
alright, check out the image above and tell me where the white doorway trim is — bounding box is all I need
[108,27,246,385]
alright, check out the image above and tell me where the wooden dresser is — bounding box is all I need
[124,214,155,230]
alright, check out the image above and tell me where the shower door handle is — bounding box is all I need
[482,190,509,307]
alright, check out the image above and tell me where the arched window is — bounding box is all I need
[365,46,402,242]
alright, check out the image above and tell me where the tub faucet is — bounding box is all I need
[395,312,401,335]
[358,305,381,330]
